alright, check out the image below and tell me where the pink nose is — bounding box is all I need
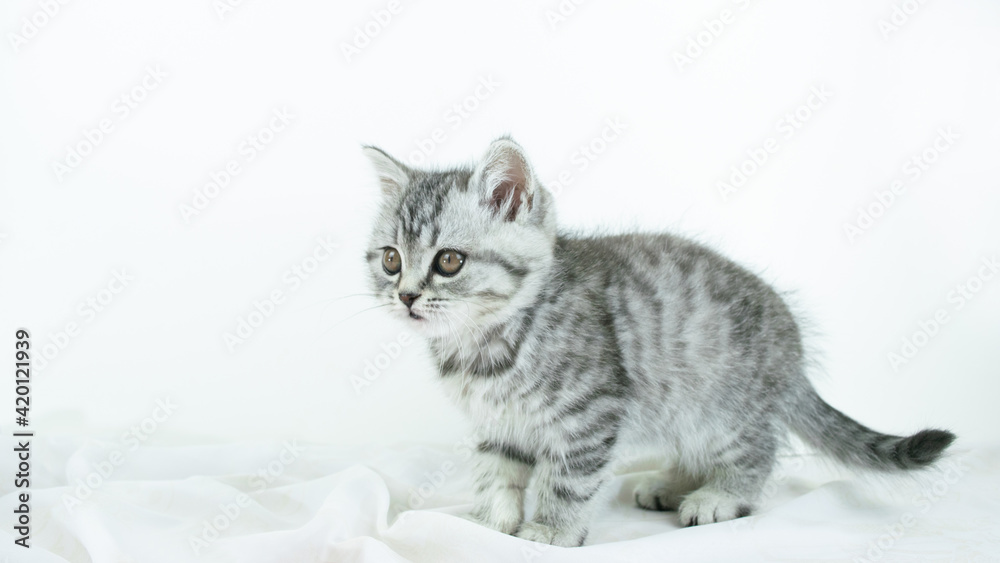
[399,293,420,308]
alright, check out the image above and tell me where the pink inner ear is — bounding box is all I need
[488,155,532,221]
[490,179,528,222]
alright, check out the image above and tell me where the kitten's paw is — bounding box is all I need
[633,472,685,511]
[678,489,753,527]
[466,508,521,535]
[515,521,585,547]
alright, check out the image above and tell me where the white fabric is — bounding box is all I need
[2,437,998,563]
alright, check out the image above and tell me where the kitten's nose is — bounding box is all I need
[399,292,420,308]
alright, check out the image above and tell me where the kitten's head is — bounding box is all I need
[363,137,556,338]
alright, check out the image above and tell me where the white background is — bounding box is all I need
[2,0,999,455]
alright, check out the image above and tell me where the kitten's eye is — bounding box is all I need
[434,249,465,277]
[382,247,401,275]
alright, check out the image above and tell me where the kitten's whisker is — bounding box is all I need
[450,306,501,370]
[450,298,507,330]
[447,297,494,312]
[325,303,394,330]
[448,310,486,371]
[301,302,393,347]
[451,302,498,353]
[450,316,473,374]
[287,292,382,316]
[453,308,491,354]
[442,312,472,373]
[442,308,481,374]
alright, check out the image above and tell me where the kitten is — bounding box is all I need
[362,137,956,547]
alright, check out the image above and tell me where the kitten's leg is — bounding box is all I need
[516,445,614,547]
[469,441,534,535]
[677,435,777,526]
[633,466,702,511]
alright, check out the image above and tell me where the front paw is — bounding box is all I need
[634,471,684,511]
[677,489,753,527]
[515,521,583,547]
[466,507,522,535]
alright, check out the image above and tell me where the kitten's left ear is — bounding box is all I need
[362,145,410,197]
[473,137,536,222]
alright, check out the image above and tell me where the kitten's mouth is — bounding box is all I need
[408,311,423,320]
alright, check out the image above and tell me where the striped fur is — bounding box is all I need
[362,138,956,546]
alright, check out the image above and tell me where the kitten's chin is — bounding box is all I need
[409,312,490,341]
[395,307,438,333]
[408,316,451,339]
[396,304,505,339]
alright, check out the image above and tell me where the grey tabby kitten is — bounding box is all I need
[362,137,956,547]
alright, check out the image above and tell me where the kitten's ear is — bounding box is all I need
[362,145,410,196]
[473,137,535,222]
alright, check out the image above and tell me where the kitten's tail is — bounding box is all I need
[784,386,956,471]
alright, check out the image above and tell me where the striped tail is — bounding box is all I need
[785,386,955,471]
